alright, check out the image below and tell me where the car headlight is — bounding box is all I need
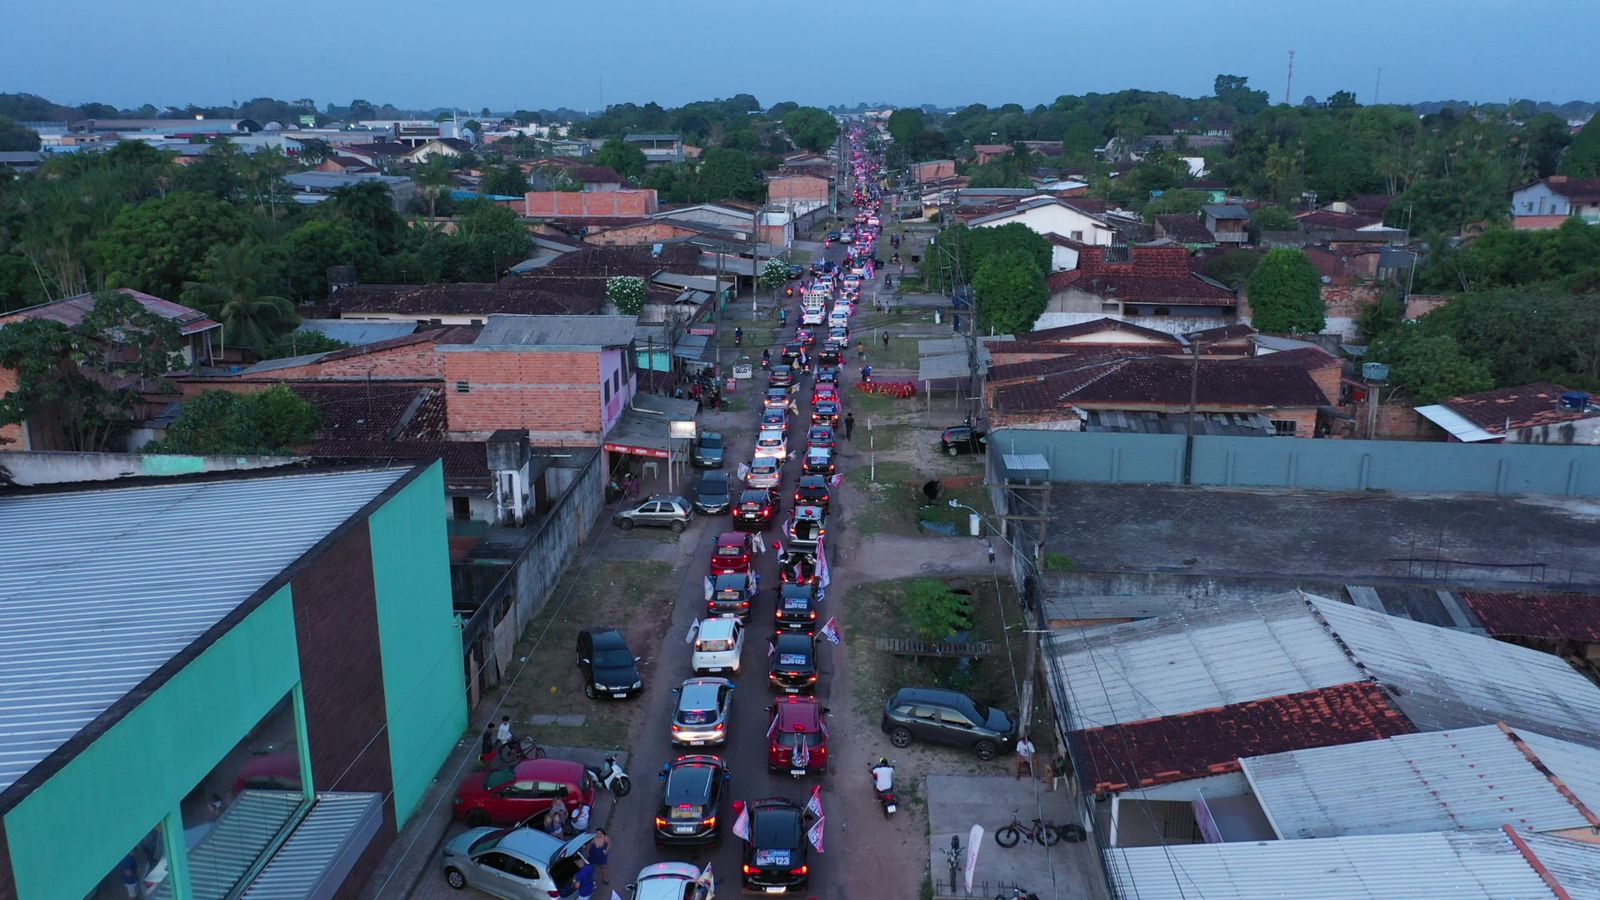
[631,680,643,689]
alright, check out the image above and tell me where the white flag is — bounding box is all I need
[610,892,624,900]
[829,473,844,487]
[695,863,715,891]
[807,815,825,853]
[733,803,750,841]
[686,617,700,644]
[817,540,831,588]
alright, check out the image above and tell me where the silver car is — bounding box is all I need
[441,827,593,898]
[746,458,782,490]
[671,677,735,746]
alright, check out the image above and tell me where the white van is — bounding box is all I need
[692,617,746,673]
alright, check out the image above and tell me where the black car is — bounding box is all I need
[695,471,732,515]
[738,798,812,894]
[734,489,778,530]
[780,342,804,367]
[814,367,839,385]
[801,447,835,477]
[940,424,988,456]
[692,431,725,468]
[793,475,831,510]
[768,365,796,389]
[654,755,731,848]
[576,627,642,700]
[769,633,818,693]
[881,686,1016,760]
[774,583,819,633]
[786,263,804,279]
[805,426,836,450]
[816,345,842,368]
[708,572,755,619]
[810,402,840,427]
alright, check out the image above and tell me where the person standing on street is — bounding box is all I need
[496,716,513,747]
[590,828,612,884]
[844,413,855,441]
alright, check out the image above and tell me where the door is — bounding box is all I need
[906,705,943,743]
[935,708,976,747]
[472,851,528,898]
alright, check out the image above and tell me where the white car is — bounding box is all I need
[746,458,782,489]
[629,861,714,900]
[754,429,789,460]
[801,307,825,326]
[691,617,745,674]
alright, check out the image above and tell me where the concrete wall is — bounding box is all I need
[992,428,1600,497]
[0,451,303,486]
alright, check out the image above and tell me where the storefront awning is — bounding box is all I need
[604,394,700,459]
[242,792,383,899]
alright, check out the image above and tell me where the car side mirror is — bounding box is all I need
[634,656,642,663]
[580,658,591,665]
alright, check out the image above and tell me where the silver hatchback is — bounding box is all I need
[671,676,735,747]
[441,827,593,898]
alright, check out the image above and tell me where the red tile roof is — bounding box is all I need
[992,355,1330,412]
[1155,214,1217,245]
[1444,382,1599,434]
[1534,177,1600,204]
[1460,592,1600,642]
[1186,323,1258,343]
[1241,346,1340,370]
[310,326,481,364]
[285,379,492,487]
[1297,210,1383,230]
[1056,271,1238,305]
[1344,194,1395,216]
[1068,682,1417,792]
[328,283,606,317]
[1,288,219,336]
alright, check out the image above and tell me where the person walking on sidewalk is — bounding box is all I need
[844,413,855,440]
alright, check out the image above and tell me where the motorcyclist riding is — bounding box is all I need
[871,758,895,792]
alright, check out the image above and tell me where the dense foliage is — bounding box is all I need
[1246,249,1326,334]
[145,385,320,454]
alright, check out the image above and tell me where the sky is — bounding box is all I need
[7,0,1598,113]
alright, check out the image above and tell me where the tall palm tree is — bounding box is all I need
[413,155,454,219]
[184,243,298,355]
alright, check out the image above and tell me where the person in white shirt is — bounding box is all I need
[1015,735,1037,779]
[871,758,895,792]
[496,716,513,746]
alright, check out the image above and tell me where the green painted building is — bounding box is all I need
[0,462,467,900]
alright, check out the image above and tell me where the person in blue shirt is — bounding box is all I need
[574,861,597,900]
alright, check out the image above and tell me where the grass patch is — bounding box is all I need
[845,459,989,537]
[850,388,919,420]
[1042,551,1075,571]
[499,560,676,751]
[841,575,1023,728]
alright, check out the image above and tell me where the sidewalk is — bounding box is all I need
[925,773,1107,900]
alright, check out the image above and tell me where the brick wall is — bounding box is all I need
[767,176,829,204]
[444,350,603,439]
[1321,283,1382,320]
[0,366,24,449]
[242,342,450,380]
[584,222,695,247]
[913,160,956,183]
[523,190,658,218]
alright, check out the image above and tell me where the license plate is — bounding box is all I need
[790,769,806,776]
[764,889,786,895]
[675,825,695,834]
[612,692,627,698]
[782,687,799,694]
[691,740,706,746]
[707,667,723,672]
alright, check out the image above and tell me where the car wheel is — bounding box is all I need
[975,740,998,761]
[585,683,597,699]
[670,520,686,534]
[444,867,467,890]
[947,445,960,457]
[889,726,913,748]
[464,808,490,828]
[618,517,635,530]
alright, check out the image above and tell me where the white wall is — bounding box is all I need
[1034,310,1227,336]
[977,204,1115,246]
[1050,245,1080,272]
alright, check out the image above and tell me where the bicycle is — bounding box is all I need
[994,811,1061,848]
[498,735,548,763]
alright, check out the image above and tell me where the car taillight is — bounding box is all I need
[714,723,725,731]
[809,611,817,619]
[703,816,717,827]
[791,865,809,875]
[672,724,683,732]
[655,816,668,828]
[742,864,755,875]
[807,674,818,682]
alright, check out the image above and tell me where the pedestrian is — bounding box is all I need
[844,413,855,440]
[496,716,513,747]
[881,331,890,348]
[480,723,497,764]
[1015,734,1037,779]
[120,855,140,899]
[590,828,612,884]
[856,341,866,362]
[574,860,597,900]
[544,802,567,836]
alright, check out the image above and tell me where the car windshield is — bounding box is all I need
[752,809,802,848]
[665,766,714,804]
[697,638,733,652]
[701,435,722,449]
[594,648,633,667]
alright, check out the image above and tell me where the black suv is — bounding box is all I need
[734,489,778,529]
[708,572,754,619]
[693,431,725,468]
[881,686,1016,760]
[695,471,732,515]
[774,583,819,633]
[940,423,988,456]
[768,365,796,389]
[654,755,731,848]
[576,628,643,700]
[792,475,831,511]
[738,798,812,894]
[769,633,818,694]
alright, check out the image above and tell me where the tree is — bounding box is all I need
[1203,249,1264,289]
[413,155,454,218]
[449,199,532,281]
[146,385,319,455]
[316,181,403,252]
[1373,330,1494,403]
[595,138,647,180]
[182,243,299,354]
[1325,90,1360,111]
[0,291,182,451]
[262,329,348,360]
[1142,188,1210,217]
[1568,116,1600,178]
[692,149,762,202]
[886,108,926,146]
[607,275,647,315]
[902,579,973,641]
[0,117,40,152]
[279,220,380,299]
[784,107,840,154]
[972,250,1049,334]
[480,161,529,198]
[94,192,248,299]
[759,258,789,299]
[1250,205,1299,232]
[1246,248,1326,333]
[1213,74,1269,116]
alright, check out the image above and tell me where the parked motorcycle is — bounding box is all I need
[870,759,897,817]
[592,754,632,797]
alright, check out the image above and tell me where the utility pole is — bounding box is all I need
[1183,336,1203,484]
[751,206,760,315]
[1284,50,1296,105]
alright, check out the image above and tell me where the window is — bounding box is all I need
[452,496,471,521]
[1101,302,1120,313]
[613,369,621,392]
[1153,307,1171,316]
[604,380,612,403]
[1070,230,1084,241]
[1271,419,1298,437]
[938,709,974,727]
[470,318,484,326]
[456,381,470,393]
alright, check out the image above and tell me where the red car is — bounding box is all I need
[767,697,829,775]
[794,327,816,346]
[453,758,595,827]
[709,531,754,575]
[810,384,839,406]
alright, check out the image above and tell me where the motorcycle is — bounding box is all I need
[591,754,632,798]
[870,762,897,816]
[996,890,1041,900]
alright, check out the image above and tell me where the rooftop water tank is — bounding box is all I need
[1362,362,1390,383]
[1559,390,1591,412]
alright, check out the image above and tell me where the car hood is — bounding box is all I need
[698,447,724,461]
[594,663,639,686]
[985,708,1017,736]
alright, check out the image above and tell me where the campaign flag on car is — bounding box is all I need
[686,617,700,644]
[819,616,842,646]
[793,736,810,769]
[737,462,750,481]
[807,815,826,853]
[694,863,715,891]
[767,712,778,738]
[817,540,831,588]
[806,783,824,819]
[829,473,844,487]
[733,803,751,841]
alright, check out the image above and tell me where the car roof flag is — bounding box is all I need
[793,735,810,768]
[819,616,842,646]
[817,540,831,588]
[695,863,715,891]
[686,617,700,644]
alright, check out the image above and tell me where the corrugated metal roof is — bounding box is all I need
[1522,832,1600,899]
[295,319,419,346]
[1105,830,1585,900]
[1415,403,1502,442]
[1242,725,1600,839]
[242,792,384,899]
[1308,597,1600,747]
[1046,593,1364,727]
[471,314,637,348]
[0,468,407,794]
